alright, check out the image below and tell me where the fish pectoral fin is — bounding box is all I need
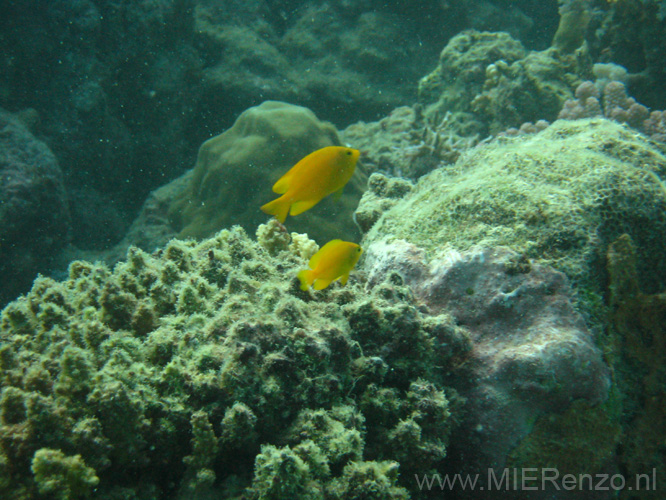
[340,272,350,286]
[314,278,333,290]
[290,199,319,216]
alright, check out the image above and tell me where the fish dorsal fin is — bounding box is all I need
[309,239,342,269]
[272,152,313,193]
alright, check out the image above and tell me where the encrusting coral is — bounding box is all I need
[0,219,456,499]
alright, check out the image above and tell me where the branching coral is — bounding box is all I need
[558,77,666,142]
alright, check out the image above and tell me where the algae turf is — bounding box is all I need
[0,221,458,500]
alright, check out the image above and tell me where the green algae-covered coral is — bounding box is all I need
[328,461,409,500]
[0,220,456,499]
[31,448,99,500]
[552,0,592,53]
[168,100,366,245]
[364,118,666,312]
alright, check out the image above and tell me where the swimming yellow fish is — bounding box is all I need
[298,240,363,291]
[261,146,360,223]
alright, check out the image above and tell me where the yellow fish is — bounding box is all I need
[298,240,363,291]
[261,146,360,223]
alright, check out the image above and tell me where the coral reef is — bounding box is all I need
[418,30,585,136]
[363,118,666,312]
[606,234,666,497]
[5,2,666,498]
[342,106,480,179]
[90,101,367,264]
[0,108,71,307]
[559,77,666,141]
[363,240,611,494]
[0,221,457,499]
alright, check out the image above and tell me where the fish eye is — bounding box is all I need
[346,150,352,155]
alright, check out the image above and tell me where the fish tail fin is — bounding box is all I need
[297,269,315,291]
[261,196,290,223]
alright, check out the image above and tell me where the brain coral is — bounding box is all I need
[0,221,455,499]
[364,118,666,307]
[168,101,366,245]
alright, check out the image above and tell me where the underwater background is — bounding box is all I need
[1,0,666,498]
